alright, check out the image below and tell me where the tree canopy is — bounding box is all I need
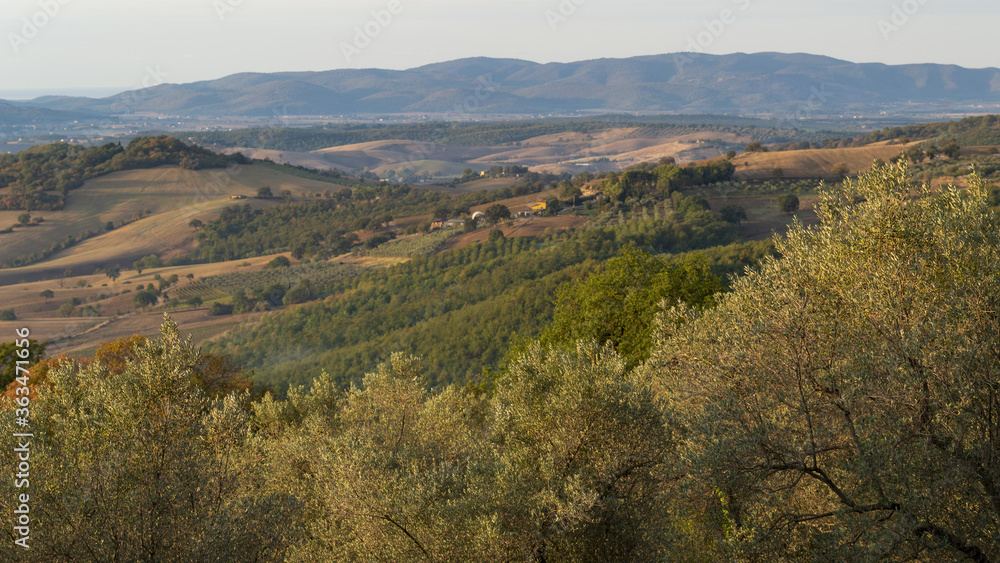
[484,203,511,225]
[542,246,723,366]
[0,136,238,210]
[643,161,1000,561]
[0,320,291,561]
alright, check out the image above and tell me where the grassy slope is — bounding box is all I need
[732,144,912,179]
[3,250,400,356]
[0,165,348,285]
[222,128,758,179]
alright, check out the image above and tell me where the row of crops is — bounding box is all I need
[198,261,372,295]
[360,228,460,258]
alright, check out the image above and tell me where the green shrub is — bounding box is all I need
[777,194,800,213]
[266,256,291,269]
[208,302,234,316]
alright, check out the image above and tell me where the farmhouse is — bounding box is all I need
[431,218,467,230]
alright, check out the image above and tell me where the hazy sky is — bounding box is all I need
[1,0,998,98]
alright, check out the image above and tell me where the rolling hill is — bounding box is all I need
[0,101,102,127]
[0,164,352,285]
[731,144,918,180]
[11,53,1000,118]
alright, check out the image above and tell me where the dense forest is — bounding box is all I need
[2,162,997,561]
[0,136,242,210]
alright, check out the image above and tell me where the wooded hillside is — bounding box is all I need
[2,162,996,561]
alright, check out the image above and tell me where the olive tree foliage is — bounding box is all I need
[252,354,503,562]
[643,162,1000,561]
[253,343,677,562]
[0,317,299,562]
[490,341,675,562]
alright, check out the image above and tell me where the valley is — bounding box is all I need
[3,13,999,554]
[4,115,996,390]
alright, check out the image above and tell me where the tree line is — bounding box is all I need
[767,114,1000,153]
[0,136,242,210]
[184,118,838,153]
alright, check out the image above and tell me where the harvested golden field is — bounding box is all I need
[235,127,757,178]
[732,144,912,180]
[0,165,345,285]
[221,147,344,171]
[315,140,495,171]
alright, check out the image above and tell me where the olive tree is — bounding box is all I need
[0,318,298,562]
[491,341,675,561]
[644,162,1000,561]
[254,343,678,562]
[254,354,501,562]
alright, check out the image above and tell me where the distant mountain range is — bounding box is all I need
[7,53,1000,119]
[0,101,101,127]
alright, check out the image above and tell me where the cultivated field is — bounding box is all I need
[221,127,759,179]
[732,144,913,180]
[0,165,348,285]
[0,249,403,356]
